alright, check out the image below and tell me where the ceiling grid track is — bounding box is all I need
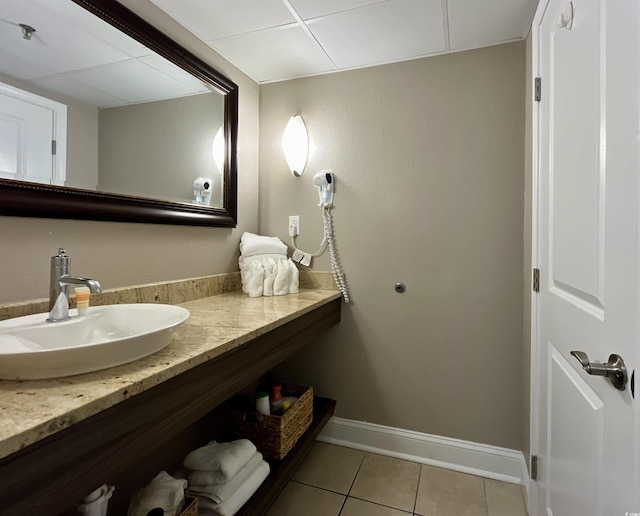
[280,0,338,70]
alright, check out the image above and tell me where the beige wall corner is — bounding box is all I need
[0,0,259,304]
[262,43,526,450]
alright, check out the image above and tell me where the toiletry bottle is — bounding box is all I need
[270,384,283,414]
[256,391,270,416]
[75,286,91,316]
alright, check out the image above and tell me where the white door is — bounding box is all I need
[534,0,640,515]
[0,82,66,185]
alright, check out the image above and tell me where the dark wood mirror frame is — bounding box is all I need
[0,0,238,227]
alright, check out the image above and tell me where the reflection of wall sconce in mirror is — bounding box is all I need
[212,127,225,174]
[282,115,308,177]
[193,177,212,206]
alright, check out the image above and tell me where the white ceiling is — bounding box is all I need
[0,0,538,108]
[150,0,539,84]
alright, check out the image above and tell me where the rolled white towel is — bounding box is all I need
[187,452,263,504]
[288,258,299,294]
[240,232,287,257]
[183,440,257,485]
[273,259,290,296]
[242,260,264,298]
[195,460,270,516]
[127,471,186,516]
[239,255,298,298]
[240,254,290,265]
[262,258,277,296]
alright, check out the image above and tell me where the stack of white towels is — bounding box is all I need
[238,232,299,298]
[127,471,187,516]
[184,439,269,516]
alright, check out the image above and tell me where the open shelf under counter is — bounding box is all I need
[238,396,337,515]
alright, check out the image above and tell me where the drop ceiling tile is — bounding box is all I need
[448,0,534,50]
[67,60,200,104]
[150,0,295,40]
[210,24,335,83]
[307,0,445,70]
[29,76,126,108]
[289,0,388,20]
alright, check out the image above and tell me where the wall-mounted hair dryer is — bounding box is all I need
[313,171,334,207]
[290,169,350,302]
[193,177,212,205]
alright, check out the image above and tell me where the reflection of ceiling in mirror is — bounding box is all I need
[0,0,215,108]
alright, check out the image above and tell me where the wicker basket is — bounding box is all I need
[230,384,313,460]
[179,496,198,516]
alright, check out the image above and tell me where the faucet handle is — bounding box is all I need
[51,248,69,268]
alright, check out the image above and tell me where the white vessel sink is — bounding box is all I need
[0,304,190,380]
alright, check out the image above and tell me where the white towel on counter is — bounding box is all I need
[240,232,287,257]
[239,255,299,298]
[196,460,270,516]
[263,257,277,296]
[127,471,187,516]
[288,259,299,294]
[187,452,263,504]
[241,259,264,298]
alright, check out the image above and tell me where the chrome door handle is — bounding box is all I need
[570,351,628,391]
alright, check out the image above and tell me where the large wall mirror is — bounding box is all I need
[0,0,238,226]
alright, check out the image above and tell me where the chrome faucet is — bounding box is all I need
[48,248,101,322]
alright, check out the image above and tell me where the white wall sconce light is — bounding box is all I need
[282,114,308,177]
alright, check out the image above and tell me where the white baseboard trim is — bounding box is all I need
[318,416,530,490]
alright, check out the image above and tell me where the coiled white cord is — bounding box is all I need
[290,207,350,303]
[323,207,350,303]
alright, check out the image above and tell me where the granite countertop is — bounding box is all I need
[0,289,340,460]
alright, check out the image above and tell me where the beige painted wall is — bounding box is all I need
[261,43,526,449]
[0,0,259,304]
[98,93,224,204]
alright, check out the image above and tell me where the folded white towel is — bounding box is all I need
[183,440,257,484]
[127,471,187,516]
[187,452,263,504]
[196,460,270,516]
[240,232,287,257]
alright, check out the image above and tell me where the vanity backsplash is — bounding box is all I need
[0,270,336,322]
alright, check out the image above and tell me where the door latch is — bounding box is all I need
[570,351,628,391]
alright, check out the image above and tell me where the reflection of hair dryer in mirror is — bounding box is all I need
[193,177,212,206]
[313,171,334,207]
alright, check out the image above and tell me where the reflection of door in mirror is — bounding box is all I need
[0,81,67,186]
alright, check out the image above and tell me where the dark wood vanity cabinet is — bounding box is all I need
[0,298,340,515]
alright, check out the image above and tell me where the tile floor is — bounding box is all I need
[267,442,528,516]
